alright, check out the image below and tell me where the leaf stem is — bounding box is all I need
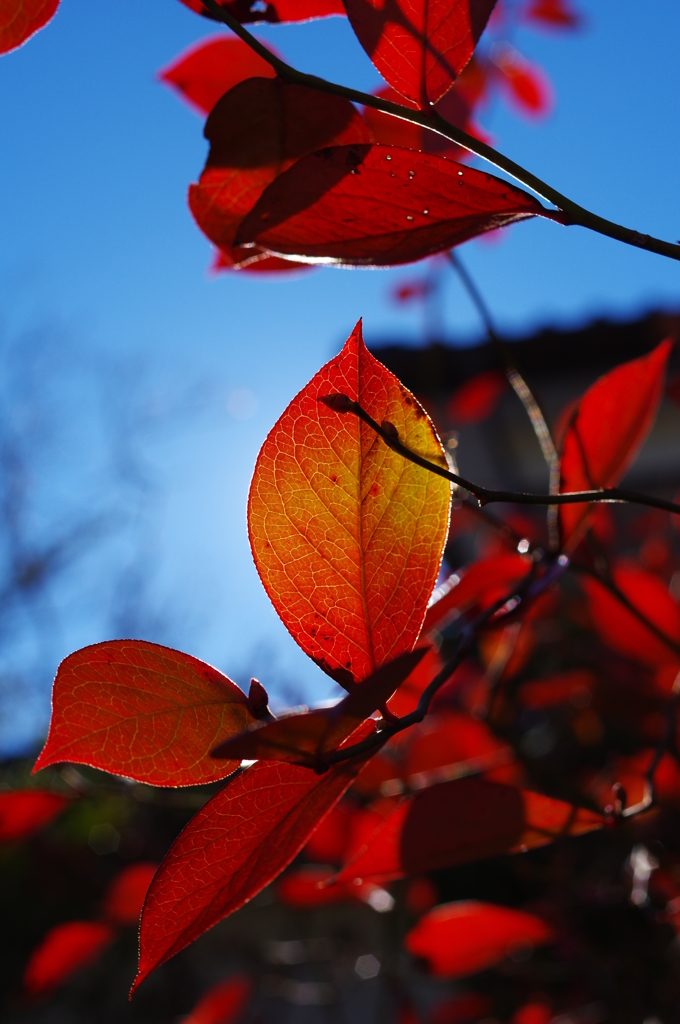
[200,0,680,263]
[320,395,680,517]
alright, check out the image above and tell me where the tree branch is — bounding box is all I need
[319,394,680,516]
[201,0,680,264]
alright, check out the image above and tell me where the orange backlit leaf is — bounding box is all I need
[212,648,427,764]
[0,0,59,55]
[236,146,553,267]
[23,921,115,996]
[33,640,255,787]
[560,339,672,546]
[248,321,451,685]
[158,36,278,116]
[134,748,373,990]
[336,776,603,882]
[179,0,345,25]
[102,863,158,926]
[342,0,498,107]
[0,789,68,842]
[189,77,371,266]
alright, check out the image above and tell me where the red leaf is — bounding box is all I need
[248,321,451,685]
[102,863,158,926]
[278,865,348,907]
[422,554,533,637]
[178,0,345,25]
[133,748,373,990]
[158,36,278,116]
[0,0,59,55]
[23,921,115,996]
[404,901,554,977]
[210,246,311,275]
[524,0,582,29]
[335,776,602,882]
[0,790,68,842]
[511,1001,552,1024]
[403,712,513,782]
[362,84,481,162]
[342,0,498,107]
[385,644,444,717]
[560,340,673,546]
[33,640,255,787]
[189,78,370,266]
[212,648,428,764]
[431,993,492,1024]
[183,976,252,1024]
[491,46,553,118]
[302,799,355,862]
[447,370,507,424]
[236,145,552,267]
[581,563,680,668]
[517,668,596,708]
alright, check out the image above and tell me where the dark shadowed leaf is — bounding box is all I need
[158,36,278,116]
[0,790,68,842]
[23,921,115,996]
[560,340,672,546]
[102,863,158,926]
[342,0,497,106]
[212,648,427,765]
[404,900,555,977]
[133,743,374,990]
[33,640,255,787]
[0,0,59,55]
[189,78,371,264]
[248,321,450,685]
[236,145,552,266]
[179,0,344,25]
[336,776,603,881]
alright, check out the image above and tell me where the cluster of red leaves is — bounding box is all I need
[153,0,578,273]
[29,319,678,1009]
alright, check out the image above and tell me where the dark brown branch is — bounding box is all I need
[319,395,680,517]
[444,255,562,548]
[326,566,539,767]
[200,0,680,264]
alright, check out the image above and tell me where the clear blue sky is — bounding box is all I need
[1,1,679,751]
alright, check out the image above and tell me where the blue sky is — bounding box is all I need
[0,0,679,751]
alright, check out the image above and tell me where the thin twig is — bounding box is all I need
[319,394,680,516]
[200,0,680,264]
[445,250,560,557]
